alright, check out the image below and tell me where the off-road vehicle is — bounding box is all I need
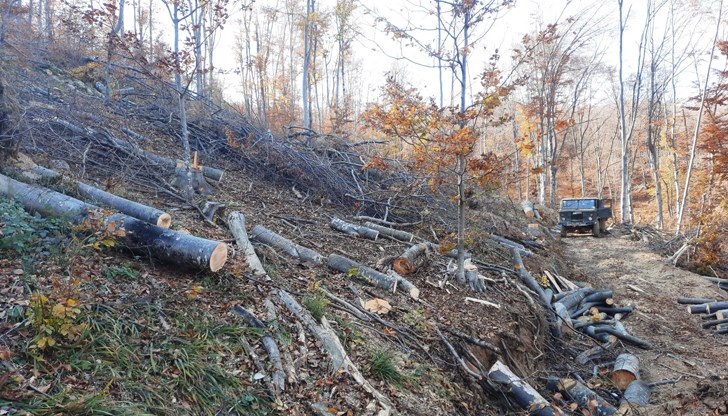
[558,198,612,237]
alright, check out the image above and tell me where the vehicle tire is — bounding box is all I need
[599,219,607,233]
[560,227,568,237]
[592,221,600,237]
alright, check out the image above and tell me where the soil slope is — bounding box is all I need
[562,231,728,415]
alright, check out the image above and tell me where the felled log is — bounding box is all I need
[76,181,172,228]
[511,248,550,306]
[330,218,378,240]
[0,173,227,271]
[612,354,640,391]
[584,325,617,343]
[232,305,285,395]
[487,360,557,416]
[17,163,172,228]
[687,301,728,315]
[277,290,394,415]
[599,321,652,350]
[363,222,414,242]
[492,234,533,257]
[393,243,429,275]
[583,290,614,304]
[227,211,267,276]
[556,287,597,311]
[702,318,728,329]
[553,302,573,334]
[620,380,650,406]
[677,297,716,305]
[715,309,728,320]
[591,306,634,316]
[121,127,150,142]
[251,225,324,265]
[559,378,617,416]
[328,254,419,299]
[521,200,536,217]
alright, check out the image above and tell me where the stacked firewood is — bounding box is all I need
[681,298,728,335]
[544,276,652,350]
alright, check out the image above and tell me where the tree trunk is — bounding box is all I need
[227,211,267,276]
[0,173,227,271]
[393,243,429,275]
[251,225,323,265]
[487,361,557,416]
[330,218,378,240]
[328,254,419,299]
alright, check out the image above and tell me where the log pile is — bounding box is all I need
[535,269,650,349]
[681,297,728,335]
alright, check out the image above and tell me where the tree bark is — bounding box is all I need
[487,360,557,416]
[328,254,419,299]
[330,218,378,240]
[0,173,227,271]
[363,222,414,242]
[612,353,640,391]
[251,225,324,265]
[227,211,267,276]
[559,378,617,415]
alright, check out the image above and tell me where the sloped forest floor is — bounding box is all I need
[1,46,726,415]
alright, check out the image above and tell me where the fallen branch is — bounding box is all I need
[232,305,285,396]
[328,254,419,299]
[363,222,415,242]
[277,290,394,415]
[393,243,429,275]
[330,217,379,240]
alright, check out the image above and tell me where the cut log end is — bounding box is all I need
[209,243,229,272]
[157,213,172,228]
[393,258,414,275]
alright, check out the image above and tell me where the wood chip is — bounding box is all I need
[464,297,501,309]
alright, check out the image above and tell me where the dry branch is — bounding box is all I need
[277,290,394,415]
[232,305,285,395]
[328,254,419,299]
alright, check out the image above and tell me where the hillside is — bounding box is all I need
[1,46,727,416]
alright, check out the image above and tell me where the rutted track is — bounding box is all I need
[561,231,728,415]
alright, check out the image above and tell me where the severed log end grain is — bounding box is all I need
[612,353,640,391]
[393,243,429,275]
[559,378,617,415]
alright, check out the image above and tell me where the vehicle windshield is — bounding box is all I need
[561,199,596,209]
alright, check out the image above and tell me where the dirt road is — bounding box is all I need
[561,231,728,415]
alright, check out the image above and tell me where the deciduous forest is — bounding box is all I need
[1,0,728,415]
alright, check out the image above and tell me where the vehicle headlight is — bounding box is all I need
[588,216,593,221]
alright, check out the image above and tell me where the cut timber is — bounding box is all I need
[677,297,716,305]
[620,380,650,406]
[277,290,394,415]
[559,378,617,416]
[328,254,419,299]
[0,174,227,271]
[227,211,267,276]
[582,290,614,304]
[76,181,172,228]
[19,164,172,228]
[232,305,285,395]
[716,309,728,320]
[492,234,533,257]
[330,218,378,240]
[487,360,557,416]
[612,354,640,391]
[251,225,324,266]
[688,301,728,315]
[600,322,652,350]
[556,287,597,311]
[701,318,728,329]
[521,200,536,217]
[511,247,560,338]
[393,243,429,275]
[363,222,414,242]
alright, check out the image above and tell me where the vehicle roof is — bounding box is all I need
[561,197,599,200]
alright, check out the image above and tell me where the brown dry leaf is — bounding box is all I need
[0,347,13,360]
[364,298,391,315]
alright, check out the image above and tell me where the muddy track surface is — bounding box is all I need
[561,231,728,415]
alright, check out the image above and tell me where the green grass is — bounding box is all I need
[302,291,329,323]
[366,349,408,387]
